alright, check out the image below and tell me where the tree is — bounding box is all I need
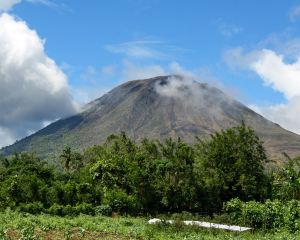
[60,147,83,171]
[194,123,270,212]
[60,147,72,170]
[154,138,197,212]
[272,154,300,200]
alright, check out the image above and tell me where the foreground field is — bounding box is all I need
[0,210,298,240]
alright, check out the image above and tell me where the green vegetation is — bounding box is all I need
[0,210,298,240]
[1,123,300,238]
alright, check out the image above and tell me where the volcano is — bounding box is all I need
[2,75,300,162]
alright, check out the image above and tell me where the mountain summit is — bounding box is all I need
[2,75,300,162]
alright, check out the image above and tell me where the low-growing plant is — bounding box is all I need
[20,225,39,240]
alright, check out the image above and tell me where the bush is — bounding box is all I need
[17,202,44,214]
[94,204,112,216]
[47,204,65,216]
[103,189,138,214]
[223,198,243,223]
[283,200,300,232]
[63,204,76,216]
[75,203,94,215]
[224,199,300,232]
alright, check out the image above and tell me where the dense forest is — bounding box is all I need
[1,123,300,231]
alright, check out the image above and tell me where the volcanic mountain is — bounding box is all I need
[2,75,300,162]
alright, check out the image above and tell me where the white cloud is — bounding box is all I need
[169,62,196,79]
[0,127,15,147]
[258,34,300,60]
[249,97,300,134]
[0,0,21,11]
[250,49,300,99]
[223,47,260,70]
[289,5,300,22]
[225,47,300,134]
[0,13,78,147]
[154,75,195,98]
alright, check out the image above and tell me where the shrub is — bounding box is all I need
[223,198,243,224]
[47,204,65,216]
[103,189,137,214]
[75,203,94,215]
[224,199,300,232]
[63,204,76,216]
[283,200,300,232]
[94,204,112,216]
[17,202,44,214]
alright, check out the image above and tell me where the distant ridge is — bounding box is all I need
[2,75,300,163]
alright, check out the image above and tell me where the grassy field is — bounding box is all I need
[0,210,298,240]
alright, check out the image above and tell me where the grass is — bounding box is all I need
[0,210,298,239]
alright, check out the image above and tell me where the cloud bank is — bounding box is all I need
[225,47,300,134]
[0,13,78,147]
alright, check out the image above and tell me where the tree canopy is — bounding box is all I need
[0,123,291,216]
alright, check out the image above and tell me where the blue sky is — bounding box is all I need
[11,0,299,104]
[1,0,300,146]
[12,0,300,104]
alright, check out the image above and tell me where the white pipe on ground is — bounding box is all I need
[148,218,252,232]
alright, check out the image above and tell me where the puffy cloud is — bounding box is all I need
[0,0,21,11]
[154,75,196,98]
[0,13,78,147]
[225,47,300,134]
[250,50,300,99]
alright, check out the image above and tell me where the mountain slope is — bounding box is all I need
[2,75,300,162]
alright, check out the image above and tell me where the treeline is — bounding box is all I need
[0,123,299,219]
